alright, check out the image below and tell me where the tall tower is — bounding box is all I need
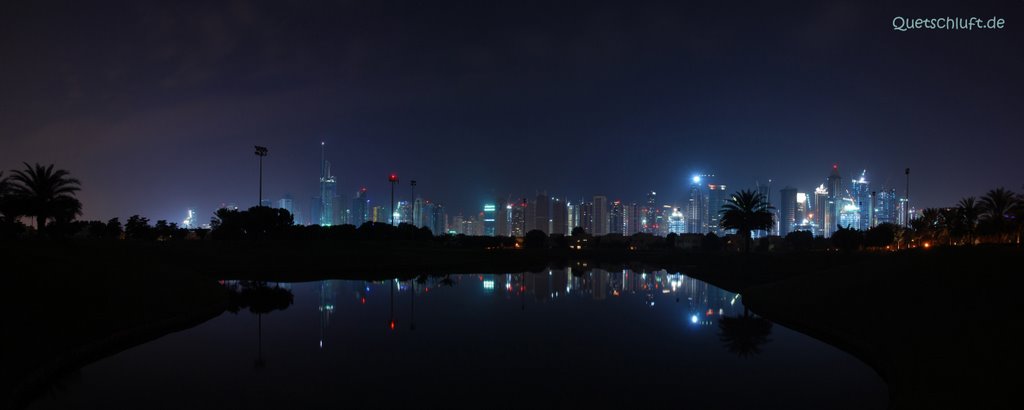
[706,183,728,235]
[593,195,608,235]
[533,192,550,234]
[551,197,567,235]
[850,170,871,231]
[686,176,706,234]
[319,142,337,227]
[779,186,798,237]
[825,164,843,237]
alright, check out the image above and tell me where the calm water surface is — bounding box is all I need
[31,270,886,409]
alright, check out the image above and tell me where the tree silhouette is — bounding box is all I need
[979,188,1018,242]
[957,197,980,245]
[718,308,773,357]
[6,163,82,233]
[719,189,774,252]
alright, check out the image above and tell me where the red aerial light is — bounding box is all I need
[706,309,714,316]
[361,297,366,304]
[389,173,398,182]
[389,320,396,330]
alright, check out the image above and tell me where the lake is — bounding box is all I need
[29,269,886,409]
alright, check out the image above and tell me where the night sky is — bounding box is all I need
[2,0,1022,222]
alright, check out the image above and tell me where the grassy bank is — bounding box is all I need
[703,246,1024,410]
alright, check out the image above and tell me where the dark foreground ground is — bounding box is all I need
[2,240,1021,409]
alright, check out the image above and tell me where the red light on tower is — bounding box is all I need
[388,173,398,182]
[833,164,838,170]
[389,320,396,330]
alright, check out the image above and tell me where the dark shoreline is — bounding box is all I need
[5,241,1021,409]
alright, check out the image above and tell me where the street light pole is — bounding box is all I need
[389,173,399,226]
[254,146,268,207]
[905,168,911,228]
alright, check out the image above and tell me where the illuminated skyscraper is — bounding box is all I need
[825,165,843,237]
[592,196,608,235]
[277,194,294,215]
[567,201,580,232]
[510,199,527,236]
[318,142,338,226]
[686,176,706,234]
[351,188,368,226]
[431,203,446,235]
[875,188,899,226]
[813,184,828,237]
[668,207,685,234]
[644,191,657,233]
[580,201,594,234]
[706,184,728,235]
[483,203,496,236]
[850,170,871,231]
[624,203,641,235]
[609,200,624,234]
[779,186,797,237]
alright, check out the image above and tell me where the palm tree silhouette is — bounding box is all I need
[718,308,773,357]
[719,189,774,252]
[979,188,1018,242]
[958,197,980,245]
[6,163,82,233]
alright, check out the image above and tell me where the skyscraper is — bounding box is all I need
[533,192,550,234]
[609,200,624,234]
[580,201,594,234]
[668,207,685,234]
[825,165,843,237]
[875,188,899,226]
[850,170,871,231]
[351,188,368,226]
[483,203,497,236]
[686,176,706,234]
[551,197,567,235]
[779,186,798,237]
[318,142,338,227]
[644,191,657,234]
[813,184,829,237]
[618,202,634,235]
[496,197,510,236]
[277,194,294,215]
[592,196,608,235]
[431,203,446,235]
[706,184,728,235]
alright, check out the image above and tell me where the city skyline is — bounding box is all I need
[2,1,1022,223]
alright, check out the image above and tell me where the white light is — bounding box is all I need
[692,175,701,184]
[691,315,698,324]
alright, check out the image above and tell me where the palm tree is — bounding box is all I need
[7,163,82,232]
[957,197,980,245]
[979,188,1018,242]
[719,189,774,252]
[718,308,773,357]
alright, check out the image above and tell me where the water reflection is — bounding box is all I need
[30,271,886,410]
[310,269,767,356]
[223,281,294,369]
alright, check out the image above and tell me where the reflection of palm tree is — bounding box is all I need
[719,190,774,252]
[718,308,773,358]
[6,163,82,232]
